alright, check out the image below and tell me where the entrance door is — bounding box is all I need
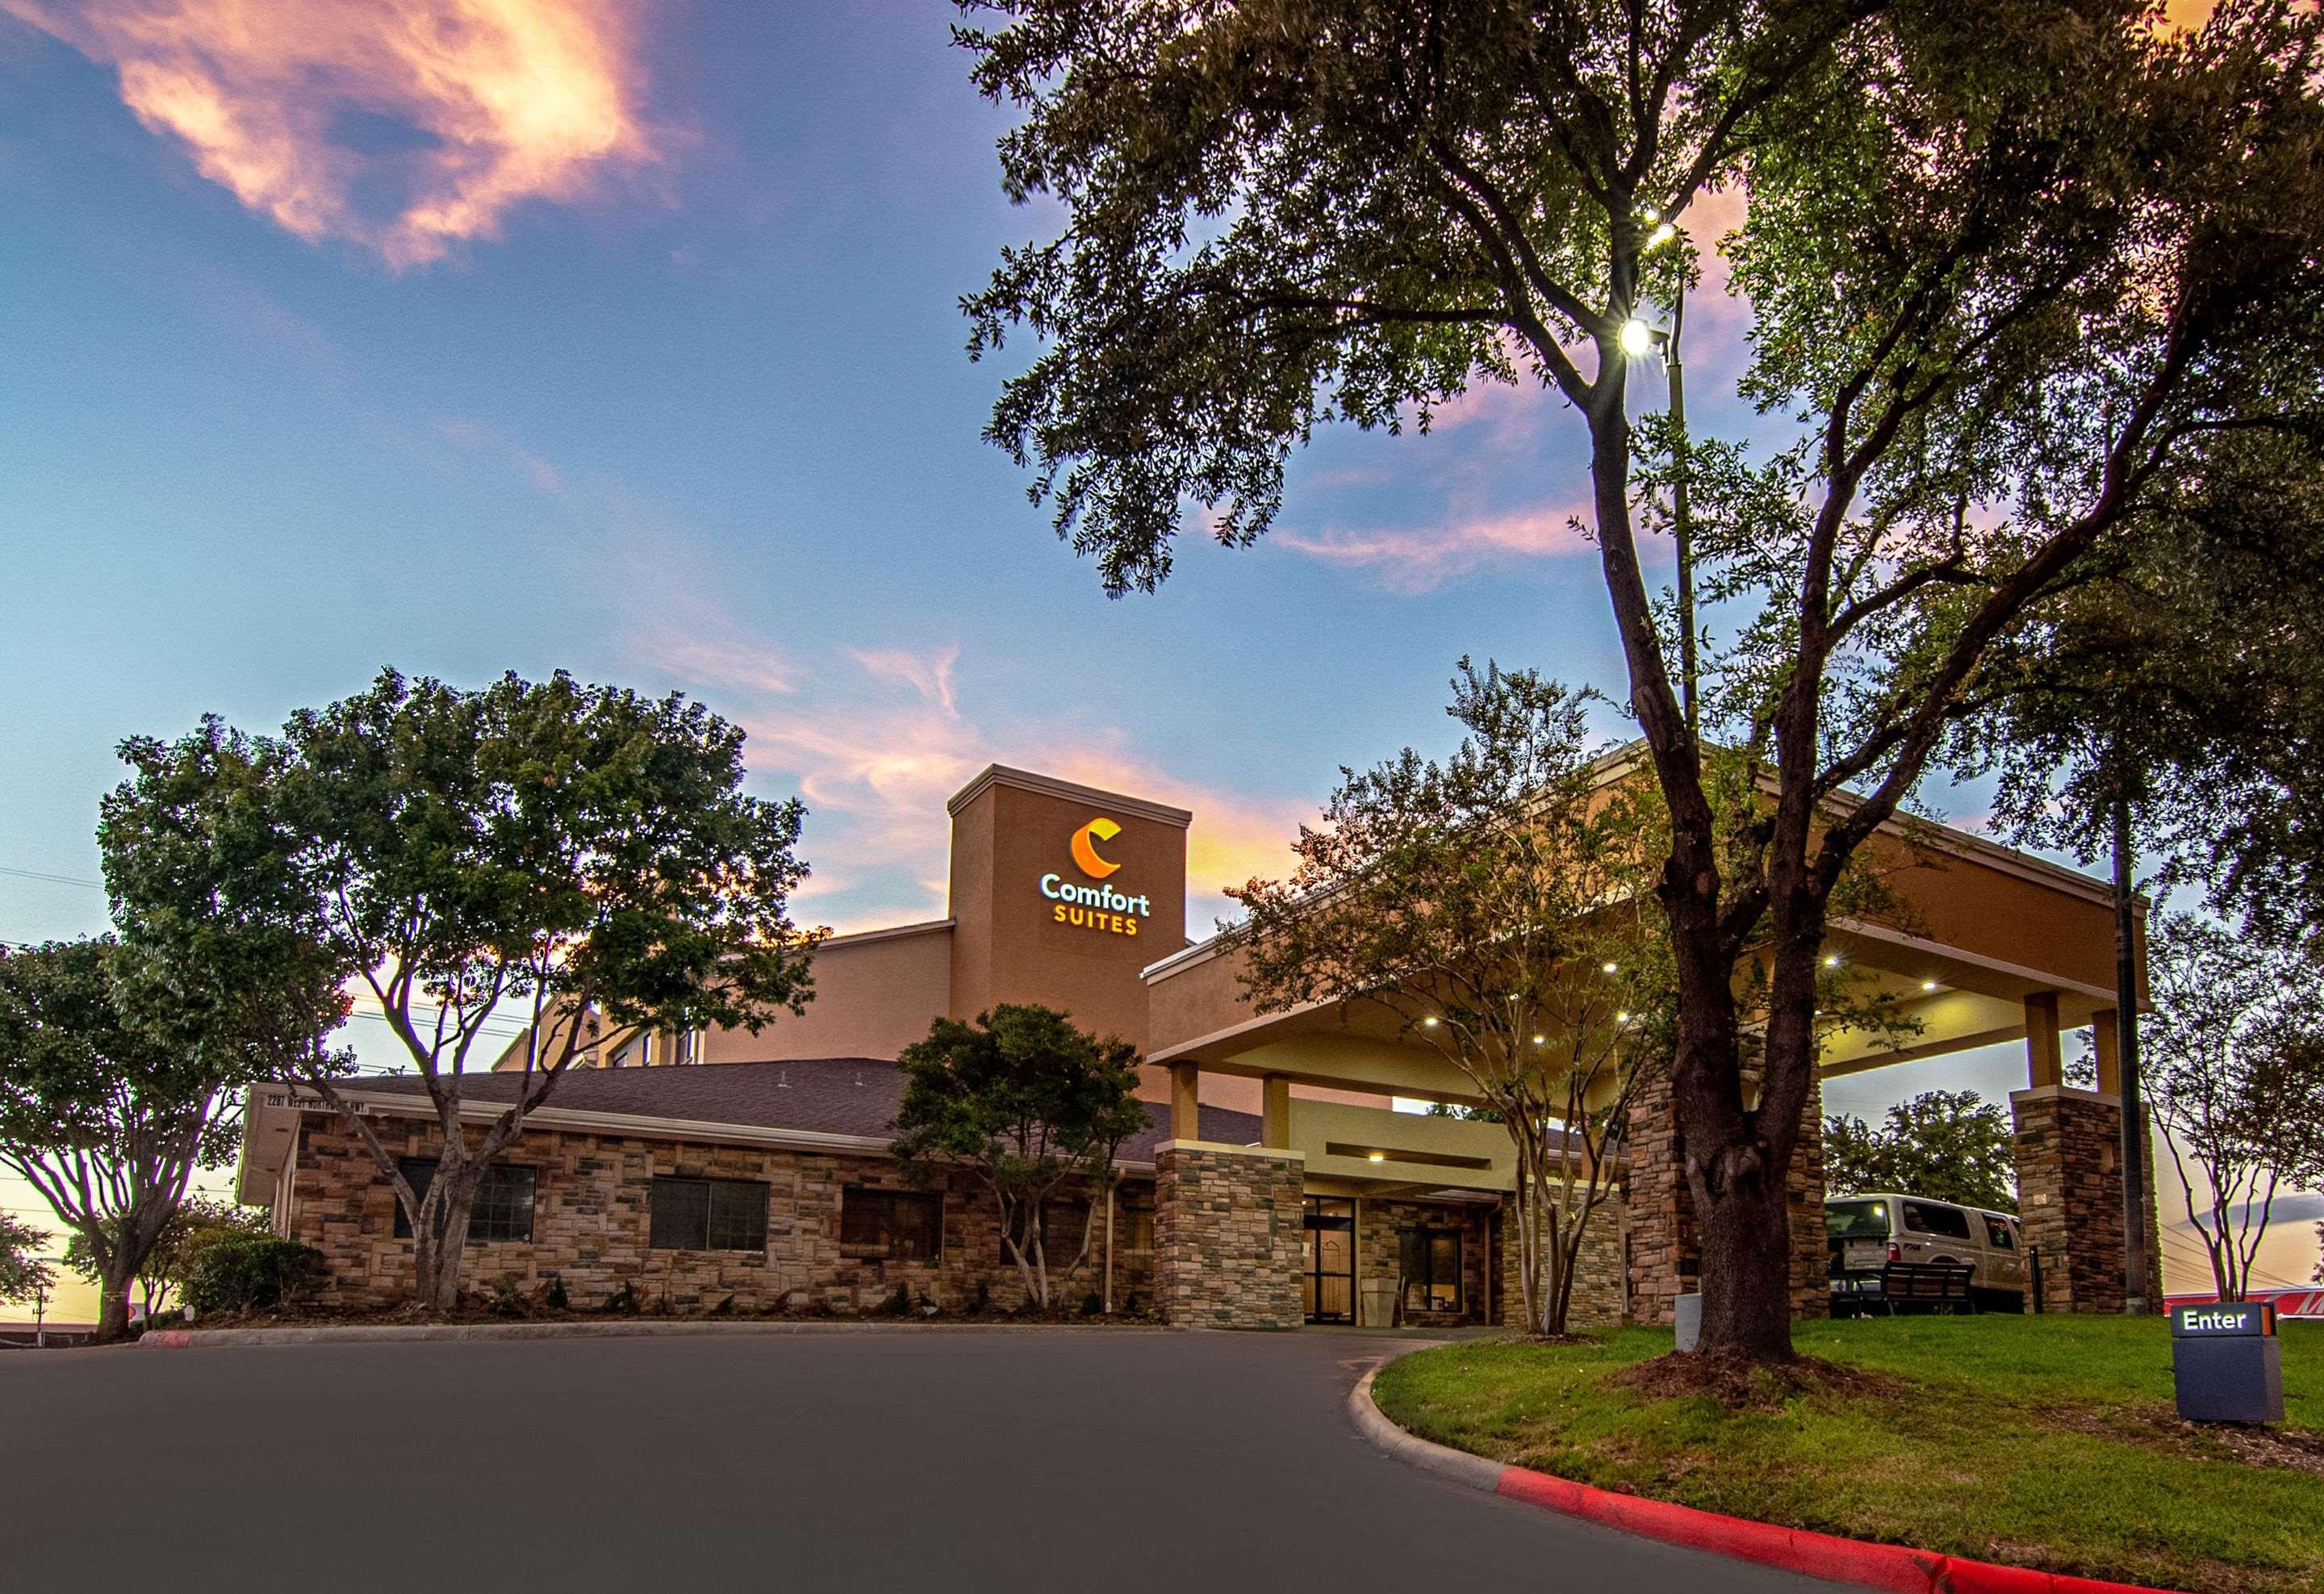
[1304,1197,1355,1323]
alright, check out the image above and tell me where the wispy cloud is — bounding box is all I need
[6,0,658,267]
[435,416,565,494]
[1277,500,1599,593]
[636,628,1310,935]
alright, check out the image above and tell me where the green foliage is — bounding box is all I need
[180,1234,325,1316]
[0,939,264,1337]
[2143,914,2324,1302]
[602,1281,637,1315]
[61,1195,273,1313]
[961,0,2324,1361]
[101,668,821,1307]
[544,1274,569,1311]
[1823,1090,2017,1212]
[880,1282,913,1317]
[0,1213,56,1309]
[891,1003,1145,1310]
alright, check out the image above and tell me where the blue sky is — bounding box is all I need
[0,1,2302,1303]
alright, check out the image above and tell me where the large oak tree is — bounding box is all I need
[959,0,2324,1361]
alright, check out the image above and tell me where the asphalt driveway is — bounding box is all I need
[2,1328,1831,1593]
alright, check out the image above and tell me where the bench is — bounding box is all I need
[1831,1261,1976,1316]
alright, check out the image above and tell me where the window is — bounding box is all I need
[1398,1228,1461,1313]
[841,1187,942,1261]
[650,1177,767,1252]
[1902,1200,1974,1240]
[1119,1207,1155,1254]
[1825,1200,1891,1240]
[1983,1215,2017,1250]
[999,1201,1093,1262]
[392,1158,535,1244]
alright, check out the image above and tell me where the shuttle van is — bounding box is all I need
[1825,1192,2027,1312]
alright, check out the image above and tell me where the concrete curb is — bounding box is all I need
[1348,1346,2186,1594]
[141,1320,1179,1349]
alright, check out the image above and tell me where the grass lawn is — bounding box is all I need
[1372,1316,2323,1593]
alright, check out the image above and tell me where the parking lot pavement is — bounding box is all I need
[2,1328,1832,1593]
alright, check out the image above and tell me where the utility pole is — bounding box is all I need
[2112,774,2153,1316]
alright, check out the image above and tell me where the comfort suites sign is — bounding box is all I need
[1039,816,1155,938]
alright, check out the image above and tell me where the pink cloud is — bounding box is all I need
[6,0,657,267]
[1277,500,1599,593]
[435,416,565,494]
[634,628,1313,936]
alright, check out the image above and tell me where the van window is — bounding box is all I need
[1983,1215,2017,1250]
[1902,1200,1974,1240]
[1825,1200,1891,1240]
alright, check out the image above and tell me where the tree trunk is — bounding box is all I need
[95,1256,136,1342]
[412,1172,479,1313]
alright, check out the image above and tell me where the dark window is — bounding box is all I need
[1983,1215,2017,1250]
[842,1187,942,1261]
[1903,1200,1974,1240]
[1825,1199,1891,1240]
[1000,1201,1091,1262]
[650,1177,767,1252]
[1398,1228,1462,1312]
[392,1158,535,1244]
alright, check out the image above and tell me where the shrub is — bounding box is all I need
[543,1274,569,1311]
[1080,1291,1102,1317]
[603,1281,637,1315]
[880,1282,913,1316]
[180,1235,326,1315]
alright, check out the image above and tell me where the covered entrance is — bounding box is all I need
[1302,1196,1355,1322]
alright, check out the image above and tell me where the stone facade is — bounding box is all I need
[1492,1188,1630,1331]
[282,1116,1155,1315]
[1356,1197,1494,1328]
[1154,1141,1304,1329]
[1623,1074,1827,1325]
[2011,1086,2163,1314]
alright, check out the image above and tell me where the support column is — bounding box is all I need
[1787,1073,1829,1321]
[2013,1085,2142,1313]
[1154,1140,1304,1329]
[2025,991,2063,1090]
[1622,1088,1695,1326]
[2092,1009,2121,1098]
[1260,1076,1292,1150]
[1168,1062,1200,1142]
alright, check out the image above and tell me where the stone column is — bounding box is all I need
[1621,1087,1695,1326]
[1153,1140,1305,1329]
[2013,1084,2140,1312]
[1787,1073,1829,1321]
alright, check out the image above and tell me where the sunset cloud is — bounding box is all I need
[636,629,1312,935]
[6,0,655,266]
[1277,500,1599,593]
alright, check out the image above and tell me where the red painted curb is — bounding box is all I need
[1490,1461,2180,1594]
[141,1330,192,1348]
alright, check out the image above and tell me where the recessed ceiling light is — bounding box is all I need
[1825,954,1841,968]
[1367,1151,1386,1163]
[1602,961,1619,974]
[1921,979,1939,992]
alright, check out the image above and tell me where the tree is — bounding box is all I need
[2142,914,2324,1303]
[960,0,2324,1362]
[0,1213,56,1312]
[1231,661,1909,1334]
[0,939,253,1340]
[101,670,820,1312]
[890,1004,1147,1311]
[1824,1091,2017,1213]
[61,1196,273,1319]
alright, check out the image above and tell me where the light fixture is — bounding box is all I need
[1616,1010,1630,1023]
[1824,954,1840,968]
[1921,979,1939,993]
[1643,205,1661,223]
[1423,1016,1440,1027]
[1647,221,1678,248]
[1602,961,1620,974]
[1532,1035,1546,1045]
[1367,1151,1386,1163]
[1619,318,1660,358]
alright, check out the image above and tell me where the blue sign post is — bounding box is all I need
[2170,1301,2284,1423]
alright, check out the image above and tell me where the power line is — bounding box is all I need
[0,865,105,891]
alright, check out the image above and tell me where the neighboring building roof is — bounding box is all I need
[343,1059,1260,1164]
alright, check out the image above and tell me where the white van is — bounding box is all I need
[1825,1193,2027,1313]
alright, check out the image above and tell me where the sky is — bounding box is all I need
[0,0,2307,1319]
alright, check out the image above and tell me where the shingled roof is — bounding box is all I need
[351,1058,1261,1163]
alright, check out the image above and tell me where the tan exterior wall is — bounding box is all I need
[280,1117,1156,1316]
[947,768,1189,1050]
[708,924,954,1064]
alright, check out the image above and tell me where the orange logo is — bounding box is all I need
[1069,817,1122,879]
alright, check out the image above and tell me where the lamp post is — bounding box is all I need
[1622,218,1698,737]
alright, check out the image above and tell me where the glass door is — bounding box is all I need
[1304,1197,1356,1323]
